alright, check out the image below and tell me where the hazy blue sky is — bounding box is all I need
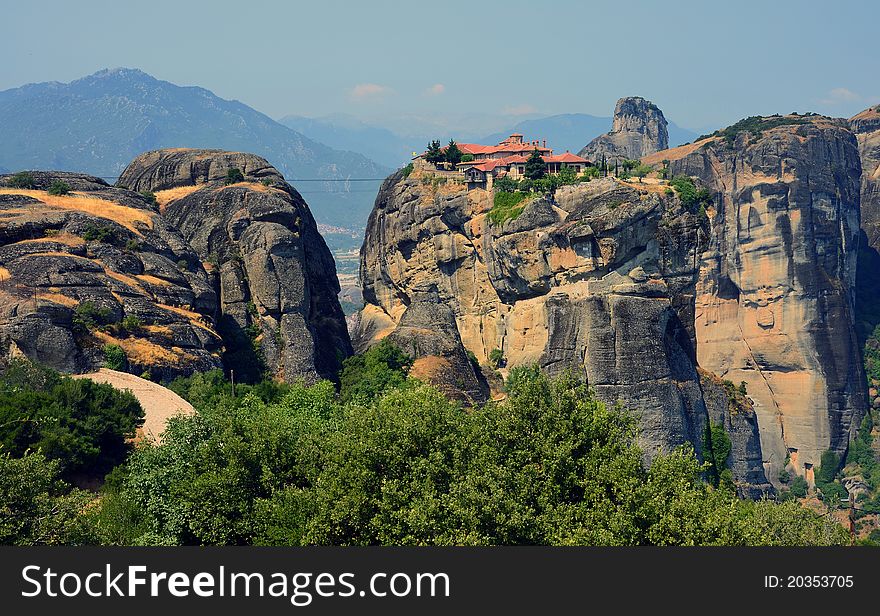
[1,0,876,131]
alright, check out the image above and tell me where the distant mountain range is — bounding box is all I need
[281,112,699,169]
[0,68,390,229]
[279,114,416,170]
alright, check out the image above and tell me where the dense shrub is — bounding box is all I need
[47,180,71,196]
[790,475,809,498]
[489,348,505,368]
[488,191,530,225]
[669,176,713,211]
[494,176,518,192]
[697,115,809,144]
[0,450,93,545]
[703,422,732,487]
[225,168,245,184]
[73,301,116,333]
[0,360,143,479]
[7,171,35,189]
[338,339,412,404]
[90,367,848,546]
[168,369,291,410]
[103,344,127,371]
[139,191,157,205]
[81,224,116,244]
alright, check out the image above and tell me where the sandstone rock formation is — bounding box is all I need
[699,369,773,497]
[649,115,867,485]
[850,106,880,250]
[0,171,223,379]
[850,106,880,413]
[119,149,352,383]
[355,159,770,493]
[0,151,351,384]
[579,97,669,163]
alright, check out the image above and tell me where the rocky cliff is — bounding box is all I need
[579,97,669,163]
[0,150,351,383]
[850,106,880,250]
[355,159,770,493]
[119,149,352,383]
[850,106,880,413]
[650,115,867,485]
[0,171,223,380]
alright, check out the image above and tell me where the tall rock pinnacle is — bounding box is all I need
[579,96,669,162]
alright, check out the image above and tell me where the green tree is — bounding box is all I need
[103,344,127,370]
[632,164,652,182]
[0,361,143,479]
[524,149,546,180]
[225,168,245,185]
[494,175,517,192]
[7,171,35,189]
[0,450,93,545]
[96,382,336,545]
[558,164,578,185]
[47,180,71,196]
[92,367,849,546]
[338,339,412,404]
[445,140,463,166]
[425,140,444,164]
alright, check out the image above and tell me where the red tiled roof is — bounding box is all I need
[457,143,497,155]
[544,152,589,164]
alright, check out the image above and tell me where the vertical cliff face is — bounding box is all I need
[662,116,867,484]
[579,97,669,162]
[357,160,766,486]
[850,106,880,250]
[119,149,352,383]
[851,106,880,413]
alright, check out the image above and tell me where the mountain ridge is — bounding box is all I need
[0,68,391,229]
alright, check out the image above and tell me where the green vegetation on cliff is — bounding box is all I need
[696,115,809,144]
[488,191,531,225]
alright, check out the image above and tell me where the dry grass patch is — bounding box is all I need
[21,250,94,261]
[0,189,154,235]
[642,138,719,166]
[136,274,173,287]
[102,269,147,294]
[154,185,203,212]
[36,292,79,307]
[144,324,174,337]
[157,303,218,335]
[94,331,192,367]
[18,232,85,247]
[218,181,283,195]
